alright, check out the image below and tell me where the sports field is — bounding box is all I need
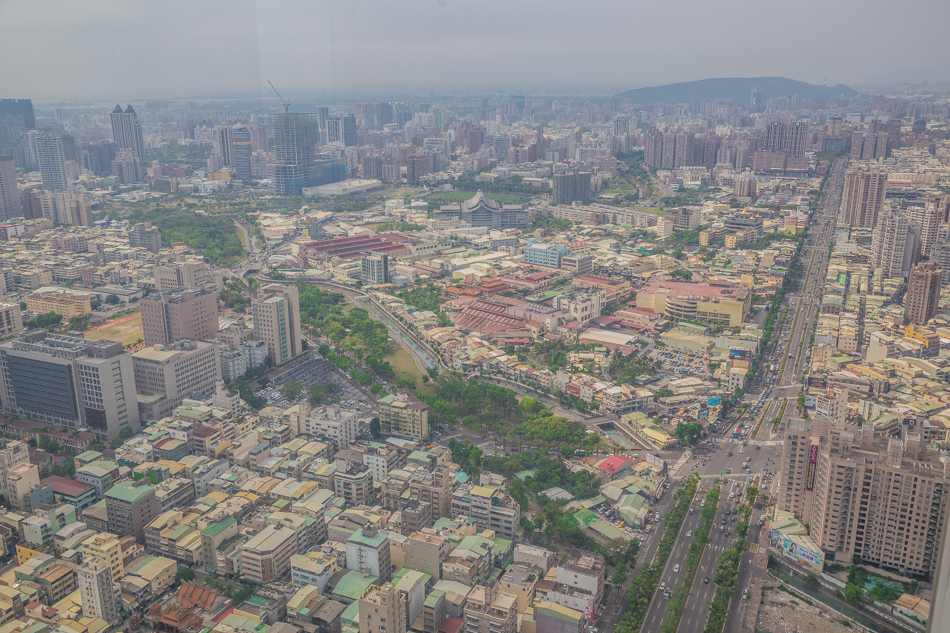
[84,312,144,348]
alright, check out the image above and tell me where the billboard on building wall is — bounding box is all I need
[769,530,823,572]
[707,396,722,407]
[805,444,818,491]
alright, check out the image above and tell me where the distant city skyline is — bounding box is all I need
[1,0,949,102]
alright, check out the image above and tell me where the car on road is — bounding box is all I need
[703,577,710,584]
[673,564,680,573]
[686,530,692,538]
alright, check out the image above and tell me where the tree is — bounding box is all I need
[654,388,673,401]
[18,301,26,310]
[844,582,863,604]
[280,382,303,399]
[672,422,703,444]
[67,315,90,331]
[105,294,120,305]
[232,587,254,605]
[175,567,196,583]
[746,486,758,505]
[258,377,271,388]
[90,299,102,309]
[369,417,382,437]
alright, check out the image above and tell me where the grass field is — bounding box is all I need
[386,344,436,397]
[85,313,144,347]
[426,191,527,204]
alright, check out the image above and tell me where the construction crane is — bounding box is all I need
[267,80,290,114]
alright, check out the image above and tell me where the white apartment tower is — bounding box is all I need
[78,557,120,623]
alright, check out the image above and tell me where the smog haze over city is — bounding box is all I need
[2,0,950,101]
[1,3,950,633]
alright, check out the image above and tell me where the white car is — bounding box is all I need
[673,564,681,573]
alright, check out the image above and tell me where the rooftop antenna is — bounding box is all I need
[267,80,290,114]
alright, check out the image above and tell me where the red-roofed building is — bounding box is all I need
[41,475,98,511]
[598,455,636,476]
[300,233,411,262]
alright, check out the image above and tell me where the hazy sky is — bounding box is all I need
[2,0,949,103]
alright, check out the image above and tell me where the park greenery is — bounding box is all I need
[124,207,246,266]
[308,381,340,406]
[529,215,575,233]
[423,377,601,456]
[297,284,396,382]
[608,348,662,384]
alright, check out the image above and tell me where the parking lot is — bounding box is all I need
[259,352,375,415]
[649,348,709,378]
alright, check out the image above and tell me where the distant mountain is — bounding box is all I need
[616,77,858,104]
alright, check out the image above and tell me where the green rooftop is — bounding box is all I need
[333,571,378,600]
[104,481,155,504]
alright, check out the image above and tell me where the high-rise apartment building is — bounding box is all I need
[0,155,20,220]
[251,283,302,366]
[779,419,950,579]
[841,167,887,228]
[408,467,454,519]
[378,393,429,441]
[39,191,90,226]
[132,340,221,420]
[110,105,146,167]
[904,261,942,326]
[31,129,68,192]
[932,225,950,286]
[78,557,119,623]
[552,171,592,205]
[871,210,918,279]
[104,481,159,544]
[764,120,808,157]
[128,221,161,252]
[152,261,216,291]
[361,252,390,286]
[359,583,407,633]
[231,125,252,180]
[405,529,452,581]
[0,332,140,442]
[908,205,944,259]
[140,285,218,346]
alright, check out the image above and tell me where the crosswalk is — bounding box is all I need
[671,472,770,482]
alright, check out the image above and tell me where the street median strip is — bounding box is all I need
[664,485,721,633]
[615,474,699,633]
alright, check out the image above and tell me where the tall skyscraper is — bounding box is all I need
[78,557,119,623]
[0,99,35,130]
[552,171,592,205]
[272,112,319,196]
[109,105,146,167]
[230,125,252,180]
[214,125,233,165]
[30,129,68,191]
[841,167,887,228]
[904,261,942,325]
[871,210,918,279]
[0,332,141,442]
[251,283,302,366]
[613,116,629,136]
[0,155,20,220]
[343,114,358,147]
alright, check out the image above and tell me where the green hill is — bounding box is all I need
[617,76,857,104]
